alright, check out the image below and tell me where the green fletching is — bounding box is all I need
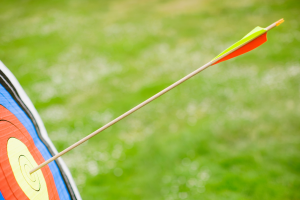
[213,26,267,60]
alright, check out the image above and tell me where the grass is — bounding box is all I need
[1,0,300,199]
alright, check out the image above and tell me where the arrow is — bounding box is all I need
[30,19,284,174]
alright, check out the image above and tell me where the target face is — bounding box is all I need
[0,61,81,200]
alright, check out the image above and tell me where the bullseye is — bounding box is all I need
[18,155,40,191]
[7,138,49,199]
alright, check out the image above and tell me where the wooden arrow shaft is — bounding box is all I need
[29,19,281,174]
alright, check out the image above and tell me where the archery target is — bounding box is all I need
[0,61,81,200]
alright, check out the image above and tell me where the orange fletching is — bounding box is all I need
[213,33,267,65]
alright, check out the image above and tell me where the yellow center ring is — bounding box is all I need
[7,138,49,200]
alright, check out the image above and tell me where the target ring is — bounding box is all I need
[19,156,38,182]
[7,137,49,199]
[19,155,41,191]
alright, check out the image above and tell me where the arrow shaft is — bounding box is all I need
[30,20,280,174]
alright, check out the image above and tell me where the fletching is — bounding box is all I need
[212,26,268,65]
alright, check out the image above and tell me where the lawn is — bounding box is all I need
[0,0,300,199]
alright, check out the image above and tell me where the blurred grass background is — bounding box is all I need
[1,0,300,199]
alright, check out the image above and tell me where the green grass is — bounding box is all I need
[1,0,300,199]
